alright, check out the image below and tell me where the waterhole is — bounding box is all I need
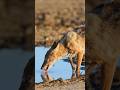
[35,46,85,83]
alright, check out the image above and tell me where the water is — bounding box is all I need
[35,46,85,83]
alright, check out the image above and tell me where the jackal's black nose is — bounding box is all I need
[41,66,43,69]
[41,65,49,71]
[41,65,44,69]
[41,62,46,69]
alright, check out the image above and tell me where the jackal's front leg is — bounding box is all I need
[76,52,84,77]
[69,55,76,72]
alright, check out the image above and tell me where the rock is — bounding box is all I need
[19,56,35,90]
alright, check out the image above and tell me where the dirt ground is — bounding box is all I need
[35,77,85,90]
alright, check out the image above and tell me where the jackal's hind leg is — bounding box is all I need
[76,52,84,77]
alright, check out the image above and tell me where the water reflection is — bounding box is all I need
[35,47,85,83]
[40,69,84,83]
[41,71,53,82]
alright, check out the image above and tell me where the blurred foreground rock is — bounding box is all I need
[19,56,35,90]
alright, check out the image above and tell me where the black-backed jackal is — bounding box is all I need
[41,26,85,77]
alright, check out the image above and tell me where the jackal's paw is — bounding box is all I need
[76,73,81,78]
[71,73,76,79]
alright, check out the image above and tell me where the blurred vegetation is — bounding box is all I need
[35,0,85,46]
[0,0,85,48]
[0,0,34,50]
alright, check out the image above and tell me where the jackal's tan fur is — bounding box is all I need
[41,27,85,77]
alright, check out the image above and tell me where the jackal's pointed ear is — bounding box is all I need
[55,43,60,48]
[51,40,59,49]
[53,40,58,46]
[53,43,61,52]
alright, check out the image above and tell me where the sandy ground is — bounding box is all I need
[35,77,85,90]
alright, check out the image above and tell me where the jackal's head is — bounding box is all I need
[41,41,67,71]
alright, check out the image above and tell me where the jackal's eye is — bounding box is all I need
[50,52,53,55]
[46,65,49,70]
[51,50,56,54]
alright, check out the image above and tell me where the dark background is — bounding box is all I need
[0,0,34,89]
